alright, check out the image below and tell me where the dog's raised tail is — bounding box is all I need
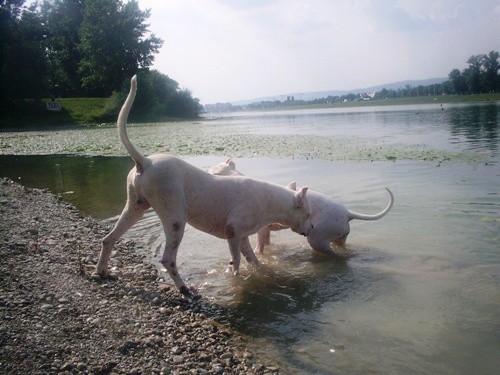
[348,188,394,221]
[117,75,149,173]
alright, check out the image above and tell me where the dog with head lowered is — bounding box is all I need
[94,76,313,294]
[209,159,393,255]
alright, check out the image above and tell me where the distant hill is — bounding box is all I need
[229,77,448,106]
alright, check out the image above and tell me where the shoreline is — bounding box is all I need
[240,93,500,112]
[0,178,280,374]
[1,93,498,129]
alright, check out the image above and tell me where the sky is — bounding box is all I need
[137,0,500,104]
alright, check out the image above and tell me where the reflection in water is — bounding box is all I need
[0,155,133,218]
[229,253,353,327]
[446,103,498,154]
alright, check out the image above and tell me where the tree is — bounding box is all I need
[102,70,202,120]
[482,50,499,92]
[448,68,466,94]
[465,55,484,93]
[0,0,48,110]
[78,0,163,96]
[40,0,84,97]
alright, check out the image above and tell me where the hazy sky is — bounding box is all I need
[138,0,500,104]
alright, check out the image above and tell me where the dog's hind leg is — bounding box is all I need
[256,227,271,254]
[240,237,260,265]
[95,199,149,277]
[156,210,189,294]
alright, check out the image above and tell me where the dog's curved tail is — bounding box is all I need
[117,75,150,173]
[348,188,394,221]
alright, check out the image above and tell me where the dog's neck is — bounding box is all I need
[261,187,301,226]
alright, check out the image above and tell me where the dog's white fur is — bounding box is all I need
[206,158,242,176]
[94,76,313,294]
[209,160,393,255]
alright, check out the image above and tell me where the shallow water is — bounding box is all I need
[1,103,499,374]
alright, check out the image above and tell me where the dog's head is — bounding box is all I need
[207,158,242,176]
[290,186,313,237]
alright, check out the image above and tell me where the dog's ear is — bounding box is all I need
[294,186,308,208]
[286,181,297,191]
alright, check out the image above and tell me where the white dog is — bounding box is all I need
[94,76,313,294]
[209,159,393,255]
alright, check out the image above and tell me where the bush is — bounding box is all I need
[100,70,202,121]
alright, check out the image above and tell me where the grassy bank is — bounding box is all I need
[0,97,112,128]
[1,95,200,129]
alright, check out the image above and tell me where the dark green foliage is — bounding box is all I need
[102,70,203,121]
[448,52,499,95]
[77,0,162,96]
[40,0,84,97]
[1,0,202,123]
[0,0,49,112]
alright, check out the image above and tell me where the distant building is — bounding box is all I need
[359,92,375,101]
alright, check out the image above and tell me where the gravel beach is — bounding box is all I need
[0,178,280,374]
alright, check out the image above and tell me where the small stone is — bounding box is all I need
[220,353,233,360]
[171,346,181,355]
[211,365,224,374]
[158,307,168,314]
[60,363,73,371]
[77,363,87,371]
[172,355,184,365]
[266,365,279,371]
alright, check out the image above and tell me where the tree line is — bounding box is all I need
[215,51,499,111]
[0,0,202,119]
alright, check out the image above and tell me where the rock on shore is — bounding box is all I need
[0,178,280,374]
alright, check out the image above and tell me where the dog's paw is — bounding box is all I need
[226,265,235,276]
[179,285,199,298]
[90,272,118,281]
[179,285,191,295]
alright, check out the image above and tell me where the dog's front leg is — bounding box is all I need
[227,237,241,276]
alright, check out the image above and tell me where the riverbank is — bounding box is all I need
[0,178,280,374]
[1,93,498,129]
[0,97,200,129]
[244,92,500,111]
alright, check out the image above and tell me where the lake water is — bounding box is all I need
[1,103,499,374]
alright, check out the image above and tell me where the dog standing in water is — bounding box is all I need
[209,159,393,255]
[94,76,313,294]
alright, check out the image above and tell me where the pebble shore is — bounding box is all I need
[0,178,280,374]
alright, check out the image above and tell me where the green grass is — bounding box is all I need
[55,97,111,123]
[0,97,112,128]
